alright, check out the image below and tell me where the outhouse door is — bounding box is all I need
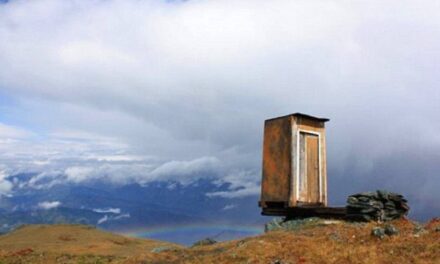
[298,132,320,204]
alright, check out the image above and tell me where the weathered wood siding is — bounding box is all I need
[261,117,292,202]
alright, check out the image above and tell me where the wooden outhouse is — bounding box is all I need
[259,113,329,216]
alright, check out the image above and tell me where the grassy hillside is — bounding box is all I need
[125,218,440,264]
[0,219,439,264]
[0,224,181,263]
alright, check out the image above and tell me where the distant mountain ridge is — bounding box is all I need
[0,173,264,236]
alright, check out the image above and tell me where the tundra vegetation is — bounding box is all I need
[0,218,439,264]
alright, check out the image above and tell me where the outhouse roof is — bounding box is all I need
[266,113,330,123]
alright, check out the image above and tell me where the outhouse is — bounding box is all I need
[259,113,329,216]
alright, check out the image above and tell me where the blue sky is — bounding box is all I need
[0,0,440,219]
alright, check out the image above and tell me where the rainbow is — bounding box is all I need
[122,223,264,239]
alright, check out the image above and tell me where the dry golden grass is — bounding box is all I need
[128,218,440,264]
[0,224,181,263]
[0,219,439,264]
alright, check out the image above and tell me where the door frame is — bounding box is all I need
[296,129,322,203]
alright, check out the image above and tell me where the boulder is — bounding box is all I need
[371,227,386,239]
[346,190,409,222]
[384,224,399,236]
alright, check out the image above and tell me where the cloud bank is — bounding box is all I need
[0,0,439,218]
[37,201,61,210]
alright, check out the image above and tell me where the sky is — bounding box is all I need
[0,0,439,219]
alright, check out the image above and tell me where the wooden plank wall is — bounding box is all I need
[261,117,292,202]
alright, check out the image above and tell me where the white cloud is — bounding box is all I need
[114,213,130,220]
[65,166,94,183]
[0,181,13,195]
[93,208,121,214]
[0,0,439,216]
[0,123,34,139]
[37,201,61,210]
[10,151,222,189]
[0,170,13,195]
[97,215,108,225]
[222,204,236,211]
[59,156,219,186]
[207,170,260,198]
[97,213,130,225]
[149,157,221,183]
[207,186,260,199]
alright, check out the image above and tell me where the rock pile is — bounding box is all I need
[346,190,409,222]
[371,224,400,239]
